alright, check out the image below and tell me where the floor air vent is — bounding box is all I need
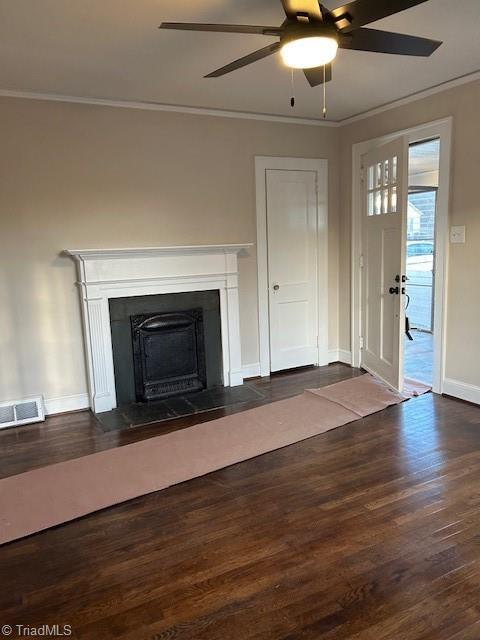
[0,397,45,429]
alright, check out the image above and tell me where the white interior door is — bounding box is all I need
[266,169,318,372]
[361,137,408,391]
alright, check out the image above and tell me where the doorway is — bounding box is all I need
[404,138,440,385]
[255,156,329,377]
[351,118,452,394]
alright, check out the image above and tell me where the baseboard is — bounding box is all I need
[242,362,261,379]
[44,393,90,416]
[328,350,352,366]
[338,350,352,365]
[443,378,480,406]
[44,357,358,413]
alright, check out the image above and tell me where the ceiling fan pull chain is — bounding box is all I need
[322,64,327,119]
[290,68,295,108]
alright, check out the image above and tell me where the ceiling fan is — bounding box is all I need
[159,0,442,87]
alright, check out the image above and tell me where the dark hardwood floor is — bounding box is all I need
[0,363,361,479]
[2,365,480,639]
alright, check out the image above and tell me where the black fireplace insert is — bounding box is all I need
[131,309,207,402]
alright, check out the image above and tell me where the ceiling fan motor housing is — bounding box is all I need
[280,22,339,47]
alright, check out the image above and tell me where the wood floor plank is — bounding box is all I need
[1,364,480,638]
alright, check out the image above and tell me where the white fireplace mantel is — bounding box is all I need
[66,244,253,413]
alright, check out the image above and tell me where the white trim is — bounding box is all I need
[443,379,480,406]
[65,244,252,260]
[66,244,251,413]
[44,393,90,416]
[338,349,352,365]
[328,349,340,363]
[0,89,337,127]
[328,349,352,365]
[242,363,261,379]
[339,71,480,125]
[0,70,479,127]
[255,156,329,377]
[350,117,452,395]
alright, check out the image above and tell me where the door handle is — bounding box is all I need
[273,284,280,291]
[389,286,400,295]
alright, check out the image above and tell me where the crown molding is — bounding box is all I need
[0,89,338,127]
[1,68,479,128]
[339,70,480,126]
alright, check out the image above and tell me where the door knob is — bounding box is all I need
[273,284,280,291]
[389,286,399,295]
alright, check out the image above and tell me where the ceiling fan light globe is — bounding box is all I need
[280,36,338,69]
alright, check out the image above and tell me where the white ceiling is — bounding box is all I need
[0,0,479,121]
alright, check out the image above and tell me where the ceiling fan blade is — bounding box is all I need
[159,22,282,36]
[330,0,429,33]
[339,28,442,56]
[280,0,323,21]
[205,43,281,78]
[303,64,332,87]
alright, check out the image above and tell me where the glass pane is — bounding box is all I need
[382,189,389,213]
[391,186,397,212]
[392,156,398,183]
[383,159,389,185]
[368,165,375,190]
[376,163,382,187]
[368,191,374,216]
[374,190,381,215]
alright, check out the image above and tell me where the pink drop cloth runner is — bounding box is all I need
[0,374,430,545]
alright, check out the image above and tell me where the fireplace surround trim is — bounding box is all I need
[66,244,252,413]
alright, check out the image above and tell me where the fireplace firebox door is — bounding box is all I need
[131,309,207,402]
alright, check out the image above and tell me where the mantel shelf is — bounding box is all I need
[65,244,253,261]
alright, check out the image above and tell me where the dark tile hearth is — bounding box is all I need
[96,383,265,432]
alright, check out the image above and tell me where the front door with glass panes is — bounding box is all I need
[361,136,408,391]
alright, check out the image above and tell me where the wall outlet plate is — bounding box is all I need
[450,226,466,244]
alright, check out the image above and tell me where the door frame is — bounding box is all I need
[255,156,329,377]
[351,117,452,393]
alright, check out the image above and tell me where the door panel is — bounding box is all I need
[266,169,318,372]
[361,138,408,391]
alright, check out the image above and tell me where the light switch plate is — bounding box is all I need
[450,226,466,244]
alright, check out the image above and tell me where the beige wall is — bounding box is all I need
[339,79,480,387]
[0,97,340,404]
[3,79,479,408]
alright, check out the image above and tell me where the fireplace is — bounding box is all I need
[65,244,251,413]
[109,290,223,406]
[132,310,207,402]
